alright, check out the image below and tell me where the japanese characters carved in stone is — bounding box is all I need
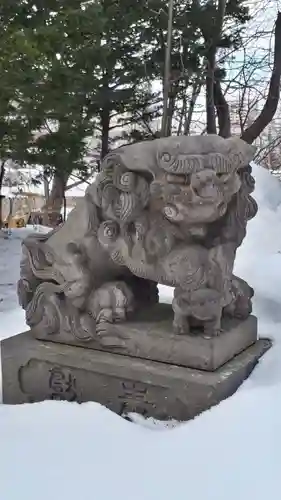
[17,135,257,344]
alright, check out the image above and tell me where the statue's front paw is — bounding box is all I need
[203,319,221,338]
[173,315,190,335]
[95,313,129,349]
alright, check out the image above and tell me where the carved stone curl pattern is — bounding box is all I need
[18,135,257,342]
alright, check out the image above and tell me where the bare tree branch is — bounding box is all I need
[241,12,281,144]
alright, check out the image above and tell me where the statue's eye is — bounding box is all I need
[161,152,171,162]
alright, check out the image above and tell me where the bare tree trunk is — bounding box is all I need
[206,47,217,134]
[214,73,231,137]
[177,94,186,135]
[204,0,226,135]
[161,0,174,137]
[184,82,201,135]
[241,12,281,144]
[166,81,179,136]
[43,171,69,226]
[166,95,174,136]
[100,107,110,159]
[0,160,5,228]
[43,169,50,201]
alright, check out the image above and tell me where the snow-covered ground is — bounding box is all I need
[0,164,280,500]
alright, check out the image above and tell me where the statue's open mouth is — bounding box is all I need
[166,173,190,185]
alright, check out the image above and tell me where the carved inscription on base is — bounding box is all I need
[48,366,77,401]
[18,359,158,415]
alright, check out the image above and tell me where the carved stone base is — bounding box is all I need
[1,331,271,421]
[34,304,258,371]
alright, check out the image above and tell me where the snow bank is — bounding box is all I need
[236,164,281,327]
[0,163,280,500]
[0,394,280,500]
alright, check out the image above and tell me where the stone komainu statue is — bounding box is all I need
[18,135,257,343]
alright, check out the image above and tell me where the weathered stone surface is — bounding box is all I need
[17,135,258,346]
[1,331,271,421]
[34,303,258,371]
[11,135,264,420]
